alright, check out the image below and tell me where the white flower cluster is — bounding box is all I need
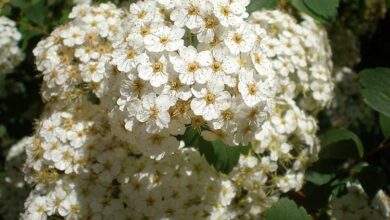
[0,16,24,75]
[229,98,320,217]
[23,1,334,219]
[329,182,390,220]
[22,102,237,219]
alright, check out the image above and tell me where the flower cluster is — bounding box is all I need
[23,1,334,219]
[328,182,390,220]
[0,16,24,75]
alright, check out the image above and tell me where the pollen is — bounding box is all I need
[248,84,257,95]
[160,37,170,45]
[152,61,164,73]
[233,33,243,44]
[188,6,199,15]
[204,92,216,104]
[187,62,198,73]
[221,6,230,16]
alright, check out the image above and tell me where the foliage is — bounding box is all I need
[264,198,312,220]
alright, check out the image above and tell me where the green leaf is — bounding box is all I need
[0,125,6,138]
[264,198,312,220]
[10,0,26,8]
[379,113,390,138]
[305,171,335,185]
[357,166,387,198]
[0,172,6,181]
[360,68,390,118]
[320,129,364,159]
[182,127,250,174]
[303,0,339,21]
[288,0,327,22]
[25,0,48,25]
[247,0,278,13]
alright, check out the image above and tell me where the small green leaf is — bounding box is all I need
[320,129,364,159]
[0,125,6,138]
[10,0,26,8]
[182,127,250,174]
[0,172,6,181]
[264,198,312,220]
[305,171,335,185]
[357,166,387,198]
[247,0,278,13]
[25,0,48,25]
[288,0,327,23]
[379,113,390,138]
[360,68,390,118]
[303,0,339,21]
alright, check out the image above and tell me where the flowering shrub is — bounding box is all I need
[0,0,389,220]
[19,1,335,219]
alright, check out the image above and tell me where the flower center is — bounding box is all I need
[150,106,159,118]
[127,50,136,59]
[204,92,216,104]
[150,134,162,145]
[188,6,199,15]
[137,11,147,19]
[160,37,170,45]
[254,53,262,64]
[233,33,243,44]
[248,85,257,95]
[152,61,164,73]
[88,65,97,74]
[187,63,198,73]
[170,80,180,90]
[221,6,230,16]
[222,110,233,120]
[212,61,222,72]
[204,15,218,29]
[140,27,150,36]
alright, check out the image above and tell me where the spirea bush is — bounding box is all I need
[19,1,335,219]
[0,16,23,75]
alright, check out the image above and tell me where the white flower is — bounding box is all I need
[210,97,242,132]
[219,180,236,206]
[238,70,272,107]
[158,72,192,104]
[190,83,231,121]
[92,151,122,183]
[196,11,220,43]
[144,25,185,52]
[51,145,75,174]
[60,26,85,47]
[112,46,147,73]
[79,59,106,82]
[225,24,256,55]
[27,196,49,220]
[170,46,213,85]
[138,54,169,87]
[170,0,207,29]
[129,1,156,26]
[310,80,332,102]
[136,93,173,133]
[47,187,67,216]
[66,123,88,148]
[273,57,295,77]
[212,0,249,27]
[208,47,239,86]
